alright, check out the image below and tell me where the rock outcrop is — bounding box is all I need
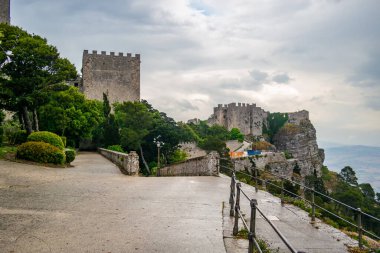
[273,119,324,177]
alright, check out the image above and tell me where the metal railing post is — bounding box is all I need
[311,186,316,224]
[254,168,258,193]
[281,178,285,206]
[248,199,258,253]
[230,173,236,217]
[233,183,241,236]
[357,208,363,249]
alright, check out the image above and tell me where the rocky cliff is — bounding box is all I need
[273,119,325,177]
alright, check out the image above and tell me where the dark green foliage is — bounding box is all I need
[168,149,187,163]
[64,148,76,164]
[359,183,375,199]
[284,150,293,159]
[60,136,67,147]
[13,130,28,144]
[339,166,358,186]
[266,180,282,195]
[293,163,300,175]
[0,24,77,134]
[16,141,65,164]
[263,112,288,142]
[199,136,227,155]
[38,86,104,147]
[27,131,64,150]
[284,180,300,197]
[0,126,3,146]
[229,128,244,142]
[107,145,125,153]
[0,110,5,124]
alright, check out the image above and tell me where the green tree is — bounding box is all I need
[359,183,375,199]
[38,86,103,147]
[263,112,288,142]
[199,136,227,155]
[0,24,77,134]
[339,166,358,186]
[115,101,154,174]
[229,128,244,142]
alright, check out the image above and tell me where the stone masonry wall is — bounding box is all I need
[98,148,139,175]
[208,102,267,135]
[159,152,219,176]
[0,0,10,24]
[82,50,140,105]
[233,152,296,179]
[179,142,207,159]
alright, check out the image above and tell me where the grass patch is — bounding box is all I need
[234,229,279,253]
[0,145,17,159]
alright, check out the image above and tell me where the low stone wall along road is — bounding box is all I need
[0,152,228,253]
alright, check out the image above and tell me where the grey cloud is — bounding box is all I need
[249,70,268,82]
[272,73,290,84]
[175,100,199,111]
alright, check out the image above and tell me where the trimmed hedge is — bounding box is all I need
[65,148,76,164]
[17,141,66,164]
[27,131,64,150]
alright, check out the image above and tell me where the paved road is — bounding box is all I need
[222,176,357,253]
[0,152,358,253]
[0,153,228,253]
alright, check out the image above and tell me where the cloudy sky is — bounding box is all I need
[10,0,380,147]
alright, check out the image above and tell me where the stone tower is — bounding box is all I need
[208,103,268,135]
[0,0,10,24]
[81,50,140,105]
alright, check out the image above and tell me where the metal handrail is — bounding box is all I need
[223,157,380,222]
[220,158,380,248]
[229,176,299,253]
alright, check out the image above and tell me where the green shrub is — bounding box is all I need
[60,136,67,147]
[14,130,28,144]
[64,148,76,164]
[168,149,187,164]
[27,131,64,150]
[107,145,125,153]
[16,141,65,164]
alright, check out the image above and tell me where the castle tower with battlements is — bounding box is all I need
[81,50,140,105]
[0,0,10,24]
[208,102,268,135]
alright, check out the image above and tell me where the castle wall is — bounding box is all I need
[208,102,267,136]
[82,50,140,105]
[288,110,309,125]
[0,0,10,24]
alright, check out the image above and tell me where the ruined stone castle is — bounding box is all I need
[81,50,140,105]
[208,103,268,135]
[207,102,324,178]
[0,0,10,24]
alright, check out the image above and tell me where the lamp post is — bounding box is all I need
[153,136,164,176]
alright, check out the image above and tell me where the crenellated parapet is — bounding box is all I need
[83,50,141,60]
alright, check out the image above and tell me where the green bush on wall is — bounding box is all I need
[16,141,66,164]
[107,145,125,153]
[65,148,76,164]
[27,131,64,150]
